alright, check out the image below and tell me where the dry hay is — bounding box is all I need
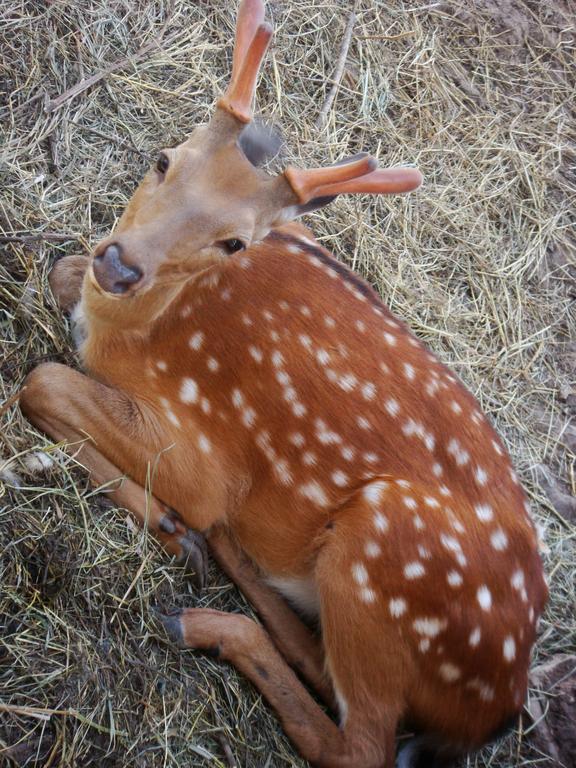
[1,0,575,766]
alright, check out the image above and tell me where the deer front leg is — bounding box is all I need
[49,254,91,311]
[20,362,208,585]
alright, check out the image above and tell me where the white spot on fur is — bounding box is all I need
[477,585,492,611]
[361,382,376,400]
[418,545,432,559]
[198,434,211,453]
[475,466,488,485]
[341,446,355,461]
[365,540,381,558]
[432,463,443,477]
[249,346,263,363]
[302,451,317,466]
[360,588,377,603]
[160,398,181,428]
[289,432,305,448]
[503,635,516,662]
[299,481,329,507]
[232,389,244,408]
[374,512,389,533]
[271,350,284,368]
[363,481,388,505]
[475,503,493,523]
[315,420,342,445]
[439,663,461,682]
[207,356,219,372]
[189,331,204,351]
[242,408,257,428]
[274,459,293,486]
[413,617,447,637]
[352,562,369,586]
[404,561,425,579]
[447,438,470,466]
[403,496,417,510]
[385,398,400,417]
[403,363,415,381]
[389,598,407,618]
[491,528,509,551]
[332,470,348,487]
[338,373,357,392]
[466,678,495,701]
[292,402,307,418]
[447,570,463,587]
[469,627,481,647]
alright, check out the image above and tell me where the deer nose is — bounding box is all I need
[93,243,143,294]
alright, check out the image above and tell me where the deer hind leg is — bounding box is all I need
[156,607,394,768]
[207,526,334,707]
[20,362,208,585]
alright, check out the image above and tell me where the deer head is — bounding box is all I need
[86,0,422,325]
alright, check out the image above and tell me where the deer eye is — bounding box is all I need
[156,153,170,175]
[221,239,246,254]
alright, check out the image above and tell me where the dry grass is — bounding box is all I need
[1,0,575,766]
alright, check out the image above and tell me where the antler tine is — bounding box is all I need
[284,155,377,204]
[217,0,272,124]
[232,0,265,82]
[317,167,424,197]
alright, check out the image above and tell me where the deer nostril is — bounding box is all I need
[93,243,143,294]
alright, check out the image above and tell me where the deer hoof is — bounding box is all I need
[153,608,185,647]
[176,530,208,589]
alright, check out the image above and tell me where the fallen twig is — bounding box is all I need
[45,28,177,113]
[0,391,21,419]
[315,10,356,130]
[0,232,79,244]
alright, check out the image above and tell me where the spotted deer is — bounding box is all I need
[20,1,547,766]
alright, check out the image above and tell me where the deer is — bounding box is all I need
[20,1,548,766]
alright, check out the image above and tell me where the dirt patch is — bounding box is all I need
[527,655,576,767]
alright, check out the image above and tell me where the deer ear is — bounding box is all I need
[238,122,284,167]
[291,194,337,216]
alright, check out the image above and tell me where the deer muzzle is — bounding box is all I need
[92,243,143,295]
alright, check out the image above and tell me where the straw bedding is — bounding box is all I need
[1,0,574,765]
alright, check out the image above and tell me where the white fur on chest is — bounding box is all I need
[266,575,320,619]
